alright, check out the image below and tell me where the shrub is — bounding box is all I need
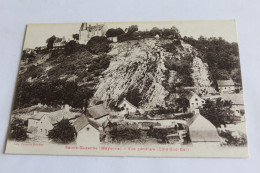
[9,118,27,141]
[86,36,111,54]
[48,119,76,143]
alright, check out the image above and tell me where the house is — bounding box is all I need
[53,37,66,49]
[186,114,220,147]
[86,104,109,124]
[222,94,245,118]
[73,115,102,145]
[217,79,235,94]
[79,23,108,45]
[185,92,205,111]
[118,98,138,113]
[27,106,78,138]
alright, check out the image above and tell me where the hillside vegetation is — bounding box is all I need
[15,30,241,111]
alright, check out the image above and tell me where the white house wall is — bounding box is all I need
[118,100,137,113]
[76,124,100,146]
[189,95,205,109]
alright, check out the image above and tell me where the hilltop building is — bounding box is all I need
[79,23,108,45]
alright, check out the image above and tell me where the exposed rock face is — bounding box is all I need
[192,57,216,95]
[92,38,215,108]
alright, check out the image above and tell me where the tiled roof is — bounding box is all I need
[29,109,79,124]
[217,79,235,86]
[188,114,220,142]
[87,104,109,120]
[118,98,138,109]
[46,109,78,124]
[73,115,102,133]
[184,91,200,100]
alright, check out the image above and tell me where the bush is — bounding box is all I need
[48,119,76,143]
[86,36,111,54]
[64,40,77,55]
[106,28,124,37]
[9,118,27,141]
[108,127,142,143]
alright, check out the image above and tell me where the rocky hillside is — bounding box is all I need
[92,38,215,108]
[15,37,216,110]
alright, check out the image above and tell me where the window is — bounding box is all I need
[196,103,198,105]
[124,104,126,107]
[45,129,47,134]
[195,98,198,101]
[40,129,42,133]
[86,127,90,131]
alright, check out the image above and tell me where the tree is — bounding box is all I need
[65,40,77,55]
[126,25,138,35]
[72,34,79,40]
[9,118,27,141]
[200,99,233,127]
[48,119,76,143]
[106,28,124,37]
[175,97,189,113]
[86,36,110,54]
[46,35,57,49]
[161,26,181,39]
[150,27,161,36]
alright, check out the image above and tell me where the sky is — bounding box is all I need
[23,20,238,49]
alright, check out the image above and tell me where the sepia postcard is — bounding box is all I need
[5,20,248,157]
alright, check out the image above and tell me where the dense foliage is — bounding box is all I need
[14,44,112,110]
[14,79,94,109]
[48,119,76,143]
[200,99,233,127]
[118,25,181,42]
[21,51,35,62]
[219,131,247,146]
[106,28,125,37]
[9,118,27,141]
[46,35,57,49]
[72,33,79,40]
[108,126,142,143]
[164,55,194,87]
[183,36,241,85]
[86,36,111,54]
[64,40,78,55]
